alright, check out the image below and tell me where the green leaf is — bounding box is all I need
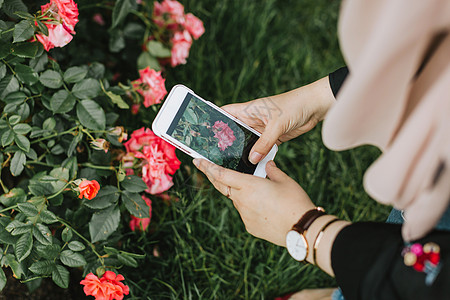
[29,260,56,275]
[104,89,129,109]
[0,228,17,245]
[121,175,148,192]
[28,180,53,196]
[35,20,48,36]
[63,66,87,83]
[1,129,14,147]
[14,11,33,20]
[121,191,150,218]
[89,205,120,243]
[4,253,24,279]
[49,167,69,192]
[111,0,133,29]
[11,223,31,236]
[0,42,10,60]
[50,89,76,113]
[0,64,6,80]
[0,267,6,291]
[72,78,101,99]
[0,75,20,99]
[103,246,119,255]
[32,223,52,245]
[61,227,72,242]
[12,123,31,135]
[39,209,57,224]
[15,63,38,85]
[76,100,106,130]
[14,232,32,262]
[17,202,38,217]
[60,250,86,267]
[52,265,69,289]
[8,115,20,125]
[14,134,30,152]
[4,91,26,104]
[137,51,161,71]
[2,0,28,18]
[11,42,42,58]
[67,132,82,156]
[83,185,119,209]
[147,40,171,58]
[42,117,56,131]
[36,244,60,260]
[10,150,26,176]
[29,53,48,72]
[0,188,26,206]
[118,250,145,259]
[117,253,138,267]
[39,69,62,89]
[39,70,63,89]
[13,20,34,43]
[68,241,85,252]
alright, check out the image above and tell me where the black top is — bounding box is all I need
[327,68,450,300]
[331,222,450,300]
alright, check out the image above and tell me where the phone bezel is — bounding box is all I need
[152,84,277,177]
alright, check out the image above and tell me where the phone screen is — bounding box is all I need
[167,93,258,174]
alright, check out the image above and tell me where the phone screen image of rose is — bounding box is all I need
[167,94,258,174]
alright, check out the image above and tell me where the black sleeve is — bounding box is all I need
[328,66,349,97]
[331,222,450,300]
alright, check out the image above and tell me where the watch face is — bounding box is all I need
[286,230,308,261]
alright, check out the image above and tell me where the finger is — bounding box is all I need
[193,158,245,189]
[249,126,283,164]
[265,160,290,183]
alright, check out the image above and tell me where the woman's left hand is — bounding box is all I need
[193,159,315,246]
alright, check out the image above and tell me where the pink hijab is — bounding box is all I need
[322,0,450,241]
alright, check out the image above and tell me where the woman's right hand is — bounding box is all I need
[222,76,336,164]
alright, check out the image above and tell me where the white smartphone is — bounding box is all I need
[152,85,277,177]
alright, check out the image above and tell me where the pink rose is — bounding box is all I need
[129,195,152,231]
[123,128,181,194]
[184,13,205,39]
[36,24,73,51]
[131,67,167,107]
[153,0,185,27]
[170,30,192,67]
[212,121,236,151]
[36,0,78,51]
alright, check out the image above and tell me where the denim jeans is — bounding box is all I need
[331,206,450,300]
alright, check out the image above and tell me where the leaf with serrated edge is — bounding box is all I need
[60,250,86,267]
[29,260,56,275]
[32,223,52,245]
[14,232,32,262]
[121,175,148,192]
[52,265,69,289]
[89,205,120,243]
[122,191,150,218]
[68,241,85,251]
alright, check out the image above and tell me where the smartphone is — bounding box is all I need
[152,85,277,177]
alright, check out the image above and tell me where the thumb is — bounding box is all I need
[249,126,282,164]
[265,161,289,182]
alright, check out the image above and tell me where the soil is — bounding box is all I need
[0,268,87,300]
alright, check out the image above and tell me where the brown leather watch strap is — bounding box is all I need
[291,207,326,234]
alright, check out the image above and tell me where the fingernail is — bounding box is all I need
[249,152,262,164]
[267,160,276,167]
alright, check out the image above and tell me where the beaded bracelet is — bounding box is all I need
[312,218,340,266]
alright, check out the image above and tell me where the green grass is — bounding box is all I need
[122,0,392,299]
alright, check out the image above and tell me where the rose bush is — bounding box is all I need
[0,0,203,297]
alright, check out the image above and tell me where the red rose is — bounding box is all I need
[78,180,100,200]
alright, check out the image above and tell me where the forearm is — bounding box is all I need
[303,214,351,276]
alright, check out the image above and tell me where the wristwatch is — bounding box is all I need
[286,207,326,261]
